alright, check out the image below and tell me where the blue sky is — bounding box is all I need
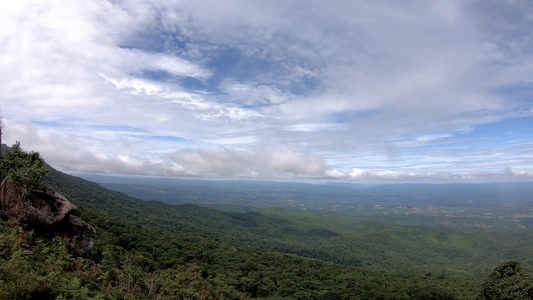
[1,0,532,182]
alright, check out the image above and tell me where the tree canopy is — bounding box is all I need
[478,260,533,300]
[0,142,49,185]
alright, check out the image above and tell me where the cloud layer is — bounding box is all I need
[1,0,532,182]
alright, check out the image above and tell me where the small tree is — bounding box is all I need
[0,142,49,185]
[478,260,533,300]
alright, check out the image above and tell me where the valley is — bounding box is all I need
[1,161,532,298]
[60,173,533,271]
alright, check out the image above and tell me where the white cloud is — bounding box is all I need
[1,0,533,182]
[346,168,416,181]
[220,80,290,106]
[211,136,258,145]
[472,168,533,179]
[120,49,212,78]
[286,123,346,133]
[100,73,164,95]
[4,121,532,183]
[164,147,329,178]
[416,134,452,142]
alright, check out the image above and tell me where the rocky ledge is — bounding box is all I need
[0,179,96,252]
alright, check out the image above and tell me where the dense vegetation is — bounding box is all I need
[477,260,533,300]
[1,144,532,298]
[0,142,48,185]
[0,212,470,299]
[44,169,533,275]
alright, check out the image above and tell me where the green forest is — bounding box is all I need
[1,144,533,299]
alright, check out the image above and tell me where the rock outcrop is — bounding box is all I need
[0,179,96,252]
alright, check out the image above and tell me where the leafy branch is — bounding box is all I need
[0,142,49,186]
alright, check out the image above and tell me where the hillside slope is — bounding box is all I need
[44,167,533,275]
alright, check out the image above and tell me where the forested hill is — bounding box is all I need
[45,167,341,249]
[38,162,478,298]
[44,166,533,275]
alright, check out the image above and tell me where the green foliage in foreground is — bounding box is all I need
[6,221,529,300]
[1,217,474,299]
[0,142,49,185]
[4,212,532,299]
[477,260,533,300]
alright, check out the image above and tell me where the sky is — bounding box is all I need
[1,0,533,183]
